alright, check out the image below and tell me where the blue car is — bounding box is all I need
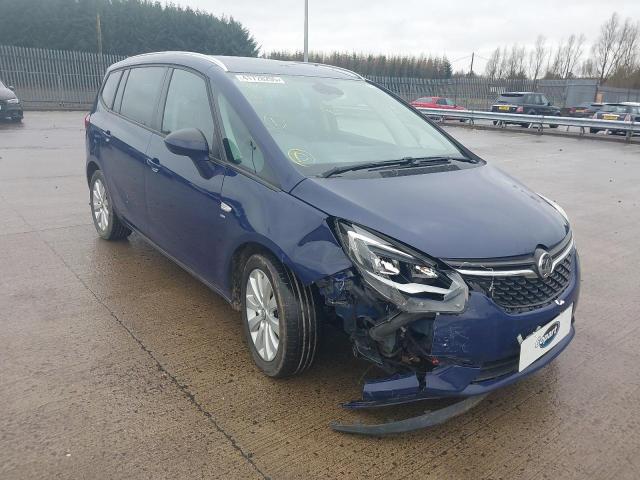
[85,52,579,433]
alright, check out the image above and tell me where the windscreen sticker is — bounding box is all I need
[236,74,285,84]
[288,149,315,166]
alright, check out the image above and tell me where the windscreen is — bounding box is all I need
[0,79,5,88]
[231,74,464,175]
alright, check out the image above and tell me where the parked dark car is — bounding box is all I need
[561,102,603,118]
[86,53,579,433]
[492,92,561,128]
[590,102,640,135]
[0,79,23,122]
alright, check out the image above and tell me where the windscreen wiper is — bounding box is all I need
[322,156,475,178]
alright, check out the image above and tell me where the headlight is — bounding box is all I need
[335,220,467,314]
[538,193,569,223]
[6,98,20,104]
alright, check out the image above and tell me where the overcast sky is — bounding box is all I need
[175,0,640,72]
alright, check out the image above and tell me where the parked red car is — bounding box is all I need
[410,96,465,110]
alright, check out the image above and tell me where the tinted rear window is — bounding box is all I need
[602,104,627,113]
[415,97,434,103]
[100,70,122,109]
[496,94,524,104]
[120,67,166,126]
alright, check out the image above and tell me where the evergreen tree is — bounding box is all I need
[0,0,258,57]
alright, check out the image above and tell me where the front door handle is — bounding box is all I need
[147,157,160,173]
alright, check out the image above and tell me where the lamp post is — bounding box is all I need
[303,0,309,62]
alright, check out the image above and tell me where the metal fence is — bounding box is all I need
[0,45,124,109]
[1,44,640,111]
[367,76,640,110]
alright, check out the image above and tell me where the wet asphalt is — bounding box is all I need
[1,112,639,479]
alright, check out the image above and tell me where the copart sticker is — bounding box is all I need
[288,149,315,166]
[236,74,284,84]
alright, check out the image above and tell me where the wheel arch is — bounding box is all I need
[86,159,101,185]
[226,230,350,311]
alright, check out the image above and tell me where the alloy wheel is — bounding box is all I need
[245,269,280,361]
[92,178,109,232]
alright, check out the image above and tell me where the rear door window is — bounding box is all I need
[161,69,215,145]
[120,67,166,127]
[100,70,122,109]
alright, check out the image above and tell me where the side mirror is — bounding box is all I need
[547,102,552,106]
[8,85,15,91]
[164,128,209,158]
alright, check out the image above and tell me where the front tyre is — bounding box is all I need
[241,253,318,378]
[89,170,131,240]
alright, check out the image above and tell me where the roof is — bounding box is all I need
[500,92,535,95]
[108,51,363,80]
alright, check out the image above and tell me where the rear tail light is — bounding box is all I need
[84,113,91,130]
[516,106,523,113]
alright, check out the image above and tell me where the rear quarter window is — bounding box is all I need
[100,71,122,109]
[119,67,166,127]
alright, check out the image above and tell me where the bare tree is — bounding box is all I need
[485,47,501,78]
[528,35,547,81]
[506,44,527,78]
[561,34,586,78]
[547,42,564,78]
[615,19,640,74]
[592,12,627,83]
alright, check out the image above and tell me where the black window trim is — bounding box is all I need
[109,64,170,135]
[210,82,281,191]
[156,65,224,162]
[98,69,124,110]
[113,69,129,114]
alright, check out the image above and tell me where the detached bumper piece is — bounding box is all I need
[330,394,488,435]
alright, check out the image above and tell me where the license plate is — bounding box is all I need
[498,106,510,111]
[576,108,586,112]
[518,305,572,371]
[603,114,618,120]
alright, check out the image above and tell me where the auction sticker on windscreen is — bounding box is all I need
[236,74,285,84]
[519,305,573,371]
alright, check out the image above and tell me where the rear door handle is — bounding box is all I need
[147,157,160,173]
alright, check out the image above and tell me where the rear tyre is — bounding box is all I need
[241,253,318,378]
[89,170,131,240]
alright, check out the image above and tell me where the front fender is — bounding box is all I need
[219,168,352,294]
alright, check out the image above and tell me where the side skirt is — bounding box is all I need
[121,219,233,305]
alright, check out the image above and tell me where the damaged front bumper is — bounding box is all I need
[317,234,580,434]
[344,324,574,409]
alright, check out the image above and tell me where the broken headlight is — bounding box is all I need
[335,221,468,314]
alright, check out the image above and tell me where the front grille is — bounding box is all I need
[463,253,573,314]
